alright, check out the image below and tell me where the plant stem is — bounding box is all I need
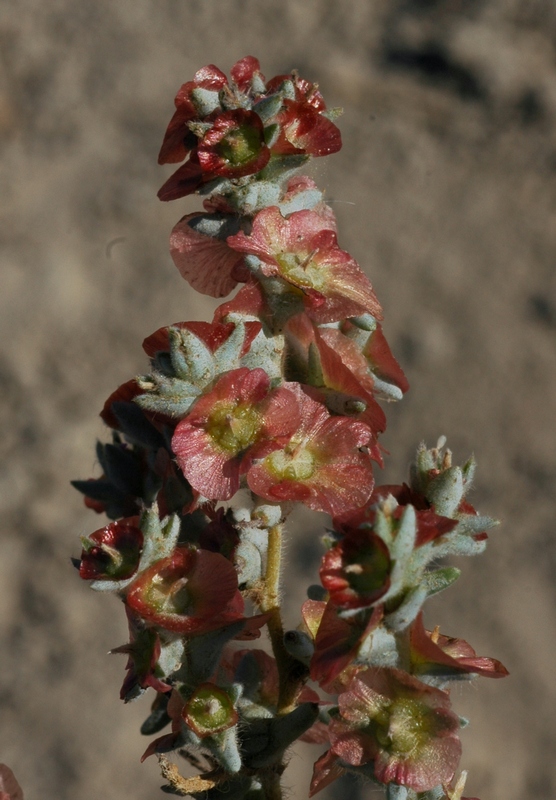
[262,522,283,612]
[261,522,308,714]
[260,768,284,800]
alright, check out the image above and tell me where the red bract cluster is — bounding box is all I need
[126,546,267,636]
[74,57,506,800]
[168,368,376,515]
[158,57,341,201]
[227,206,381,323]
[311,668,462,795]
[172,367,297,501]
[247,383,374,516]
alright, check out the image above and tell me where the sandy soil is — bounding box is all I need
[1,2,555,798]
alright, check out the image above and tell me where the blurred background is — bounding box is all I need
[1,1,555,798]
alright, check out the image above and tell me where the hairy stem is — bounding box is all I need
[262,522,283,613]
[261,522,309,714]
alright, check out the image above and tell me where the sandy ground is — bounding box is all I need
[1,1,555,798]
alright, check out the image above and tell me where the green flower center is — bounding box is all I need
[344,542,390,597]
[217,124,262,166]
[145,574,191,615]
[276,251,325,292]
[376,698,434,756]
[185,685,237,737]
[207,402,262,455]
[266,445,316,482]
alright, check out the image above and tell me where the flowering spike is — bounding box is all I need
[74,57,506,800]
